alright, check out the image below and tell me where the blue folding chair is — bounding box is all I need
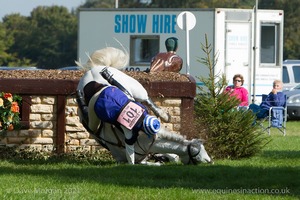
[259,94,287,136]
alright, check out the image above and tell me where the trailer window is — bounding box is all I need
[282,66,289,84]
[130,35,159,66]
[260,23,280,65]
[293,65,300,83]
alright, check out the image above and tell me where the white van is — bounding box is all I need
[282,60,300,91]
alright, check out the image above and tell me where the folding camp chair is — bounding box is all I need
[258,94,287,136]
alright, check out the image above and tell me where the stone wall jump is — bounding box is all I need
[0,75,196,153]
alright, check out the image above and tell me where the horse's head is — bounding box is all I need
[182,139,212,164]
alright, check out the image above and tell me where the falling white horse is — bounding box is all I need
[91,122,211,165]
[76,47,212,165]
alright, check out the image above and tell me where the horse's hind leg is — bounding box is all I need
[145,98,170,122]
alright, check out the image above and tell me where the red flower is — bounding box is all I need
[4,93,13,102]
[4,93,12,99]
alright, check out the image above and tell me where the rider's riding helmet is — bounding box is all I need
[143,115,161,137]
[165,37,178,52]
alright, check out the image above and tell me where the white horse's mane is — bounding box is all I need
[157,129,189,145]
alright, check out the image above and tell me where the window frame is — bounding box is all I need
[260,23,280,66]
[130,35,160,66]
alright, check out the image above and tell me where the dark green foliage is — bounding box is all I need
[80,0,115,9]
[194,35,270,159]
[0,145,115,165]
[2,6,77,68]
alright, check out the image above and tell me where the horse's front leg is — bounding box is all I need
[145,98,170,123]
[121,128,136,165]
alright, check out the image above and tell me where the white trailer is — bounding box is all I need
[78,8,284,103]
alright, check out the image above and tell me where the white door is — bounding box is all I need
[225,22,251,93]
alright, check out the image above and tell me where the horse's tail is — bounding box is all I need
[75,58,90,71]
[113,37,129,68]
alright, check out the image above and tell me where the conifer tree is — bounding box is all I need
[194,35,269,159]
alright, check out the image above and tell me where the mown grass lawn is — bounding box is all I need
[0,121,299,200]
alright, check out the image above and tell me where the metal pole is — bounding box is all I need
[115,0,119,8]
[185,13,190,75]
[252,0,258,103]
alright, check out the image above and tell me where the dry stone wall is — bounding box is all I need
[1,96,56,151]
[0,95,184,152]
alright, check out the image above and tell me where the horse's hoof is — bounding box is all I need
[160,113,171,123]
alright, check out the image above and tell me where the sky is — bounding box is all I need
[0,0,84,20]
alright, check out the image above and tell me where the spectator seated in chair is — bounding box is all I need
[249,79,286,119]
[225,74,249,107]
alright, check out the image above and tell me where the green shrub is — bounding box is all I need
[194,35,270,159]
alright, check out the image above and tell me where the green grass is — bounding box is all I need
[285,120,300,135]
[0,121,299,200]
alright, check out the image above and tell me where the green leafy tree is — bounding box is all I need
[0,23,11,66]
[148,0,188,8]
[1,14,34,66]
[26,6,78,68]
[81,0,115,8]
[2,6,77,68]
[194,35,269,159]
[279,1,300,59]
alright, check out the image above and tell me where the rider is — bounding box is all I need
[76,47,161,164]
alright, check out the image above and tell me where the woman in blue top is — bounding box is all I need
[249,80,286,119]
